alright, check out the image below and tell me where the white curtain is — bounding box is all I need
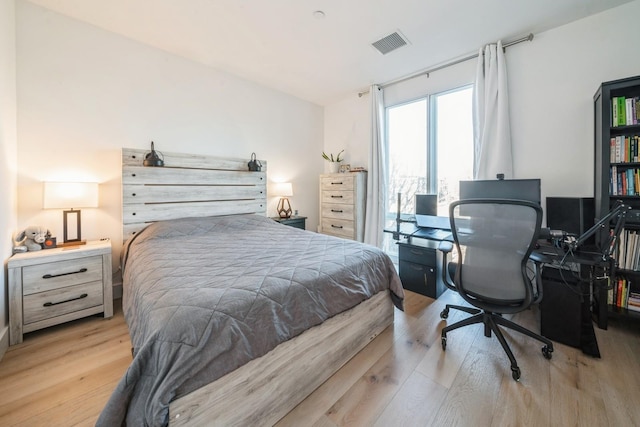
[364,84,387,248]
[473,40,513,180]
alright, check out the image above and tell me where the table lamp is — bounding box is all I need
[43,182,99,246]
[272,182,293,218]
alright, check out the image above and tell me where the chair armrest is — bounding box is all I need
[437,241,456,291]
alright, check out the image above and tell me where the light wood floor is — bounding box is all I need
[1,290,639,426]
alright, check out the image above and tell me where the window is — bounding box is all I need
[383,86,473,257]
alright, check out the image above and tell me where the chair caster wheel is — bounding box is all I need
[440,308,449,319]
[511,366,521,381]
[542,346,553,360]
[441,336,447,350]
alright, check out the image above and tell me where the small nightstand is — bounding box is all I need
[271,216,307,230]
[8,240,113,345]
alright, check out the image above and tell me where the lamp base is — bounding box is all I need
[277,197,292,219]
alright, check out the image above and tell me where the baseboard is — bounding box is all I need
[0,326,9,361]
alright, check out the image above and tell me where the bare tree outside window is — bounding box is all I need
[383,86,473,262]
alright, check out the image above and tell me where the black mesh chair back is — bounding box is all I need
[451,199,542,313]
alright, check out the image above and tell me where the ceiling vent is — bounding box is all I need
[371,31,409,55]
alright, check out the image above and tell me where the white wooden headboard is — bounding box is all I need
[122,148,267,241]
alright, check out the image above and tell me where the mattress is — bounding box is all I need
[98,214,403,426]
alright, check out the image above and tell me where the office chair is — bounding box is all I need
[438,199,553,381]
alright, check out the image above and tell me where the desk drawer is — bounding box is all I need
[399,244,436,267]
[22,256,103,296]
[23,280,103,324]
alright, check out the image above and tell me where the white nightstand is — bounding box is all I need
[8,240,113,345]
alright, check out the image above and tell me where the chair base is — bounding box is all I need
[440,304,554,381]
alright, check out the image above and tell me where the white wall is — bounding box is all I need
[325,0,640,219]
[0,0,18,359]
[16,1,324,275]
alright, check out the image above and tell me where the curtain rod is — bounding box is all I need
[358,33,534,97]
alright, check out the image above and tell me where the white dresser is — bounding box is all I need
[319,172,367,241]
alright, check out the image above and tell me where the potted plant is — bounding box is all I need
[322,150,344,173]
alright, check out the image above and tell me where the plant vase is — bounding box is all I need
[328,162,340,173]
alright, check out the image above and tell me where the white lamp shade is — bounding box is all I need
[271,182,293,197]
[43,182,99,209]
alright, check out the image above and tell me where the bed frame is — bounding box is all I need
[121,148,394,425]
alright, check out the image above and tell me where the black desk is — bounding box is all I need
[385,223,452,299]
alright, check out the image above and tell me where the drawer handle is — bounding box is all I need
[330,182,343,185]
[331,225,344,229]
[409,249,424,256]
[43,268,88,279]
[409,265,423,271]
[331,209,344,213]
[331,195,343,198]
[43,293,88,307]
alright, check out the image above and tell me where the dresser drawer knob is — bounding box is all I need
[42,268,88,279]
[331,209,343,213]
[331,181,343,185]
[331,225,344,229]
[331,195,343,198]
[43,293,88,307]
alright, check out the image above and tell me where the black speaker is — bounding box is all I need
[546,197,595,243]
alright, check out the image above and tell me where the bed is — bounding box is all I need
[98,148,404,426]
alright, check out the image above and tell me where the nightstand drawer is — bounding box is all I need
[22,256,103,296]
[23,280,104,324]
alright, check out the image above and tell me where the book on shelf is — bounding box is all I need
[612,96,640,127]
[626,98,634,126]
[628,292,640,312]
[609,277,630,309]
[618,97,627,126]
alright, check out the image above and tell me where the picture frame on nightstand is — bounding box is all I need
[339,164,351,173]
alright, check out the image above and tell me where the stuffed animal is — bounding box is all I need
[14,226,51,252]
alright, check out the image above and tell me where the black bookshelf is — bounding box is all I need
[594,75,640,328]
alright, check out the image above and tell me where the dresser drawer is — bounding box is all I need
[22,256,103,296]
[23,280,104,324]
[321,190,354,205]
[321,175,354,191]
[321,203,354,220]
[321,218,355,239]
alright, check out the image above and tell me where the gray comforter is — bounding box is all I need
[97,214,404,426]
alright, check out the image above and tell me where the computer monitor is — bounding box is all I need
[415,194,437,215]
[414,194,451,230]
[459,179,541,205]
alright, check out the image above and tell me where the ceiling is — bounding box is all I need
[26,0,633,106]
